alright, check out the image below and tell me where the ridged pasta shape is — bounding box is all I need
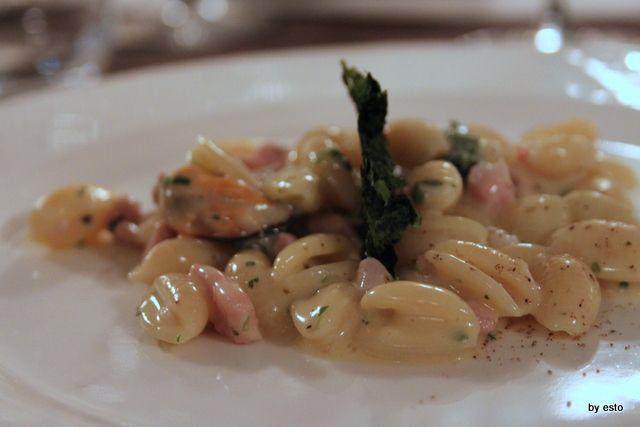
[225,249,288,339]
[532,255,601,336]
[504,194,570,244]
[299,126,361,168]
[188,136,259,187]
[129,236,230,284]
[29,184,120,249]
[395,212,488,265]
[137,273,210,344]
[262,164,322,214]
[425,240,541,316]
[519,119,597,178]
[296,133,359,212]
[548,219,640,282]
[357,281,480,357]
[385,118,450,167]
[291,282,361,342]
[563,190,635,223]
[407,160,463,212]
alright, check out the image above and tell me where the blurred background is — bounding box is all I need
[1,0,639,98]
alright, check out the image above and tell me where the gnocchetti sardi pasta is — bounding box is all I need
[28,63,640,363]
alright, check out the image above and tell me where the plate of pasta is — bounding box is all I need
[2,37,640,426]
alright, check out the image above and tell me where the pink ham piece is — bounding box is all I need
[243,144,288,171]
[270,232,297,256]
[465,300,499,335]
[467,160,516,215]
[143,220,177,255]
[307,212,357,239]
[355,258,392,294]
[189,264,262,344]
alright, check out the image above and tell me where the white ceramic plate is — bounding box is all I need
[2,38,640,427]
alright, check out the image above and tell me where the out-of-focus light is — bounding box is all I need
[535,27,563,54]
[624,51,640,72]
[196,0,228,22]
[161,0,190,28]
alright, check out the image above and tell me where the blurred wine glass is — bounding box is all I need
[0,0,113,97]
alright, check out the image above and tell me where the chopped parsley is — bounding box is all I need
[245,260,256,267]
[135,307,142,317]
[247,277,259,289]
[591,262,601,274]
[81,214,93,225]
[620,281,629,288]
[487,333,497,341]
[341,61,419,274]
[454,331,469,342]
[318,305,329,316]
[176,334,181,343]
[77,186,86,197]
[232,329,240,336]
[411,179,443,204]
[211,213,221,220]
[164,175,191,186]
[442,121,480,177]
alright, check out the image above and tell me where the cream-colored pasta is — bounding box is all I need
[29,184,118,249]
[137,273,210,344]
[357,281,479,357]
[271,234,357,279]
[262,165,322,213]
[532,255,601,336]
[591,157,637,189]
[299,126,361,168]
[407,160,463,212]
[225,249,292,340]
[563,190,635,223]
[548,219,640,282]
[129,236,230,284]
[291,282,360,341]
[426,240,541,316]
[188,136,259,188]
[574,175,629,202]
[386,118,450,167]
[396,212,488,265]
[467,123,509,162]
[504,194,570,244]
[486,226,519,249]
[519,119,597,178]
[500,242,548,276]
[296,134,359,212]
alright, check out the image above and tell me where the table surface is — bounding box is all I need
[106,19,640,75]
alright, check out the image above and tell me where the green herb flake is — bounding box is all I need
[620,281,629,288]
[362,318,370,325]
[247,277,259,289]
[487,333,497,341]
[442,121,480,177]
[321,275,331,284]
[176,334,181,343]
[317,148,352,171]
[591,262,601,274]
[163,175,191,185]
[81,214,93,225]
[77,186,86,197]
[341,60,419,274]
[454,331,469,342]
[211,213,221,220]
[232,329,240,336]
[135,307,142,317]
[245,260,256,267]
[411,179,443,204]
[484,294,490,300]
